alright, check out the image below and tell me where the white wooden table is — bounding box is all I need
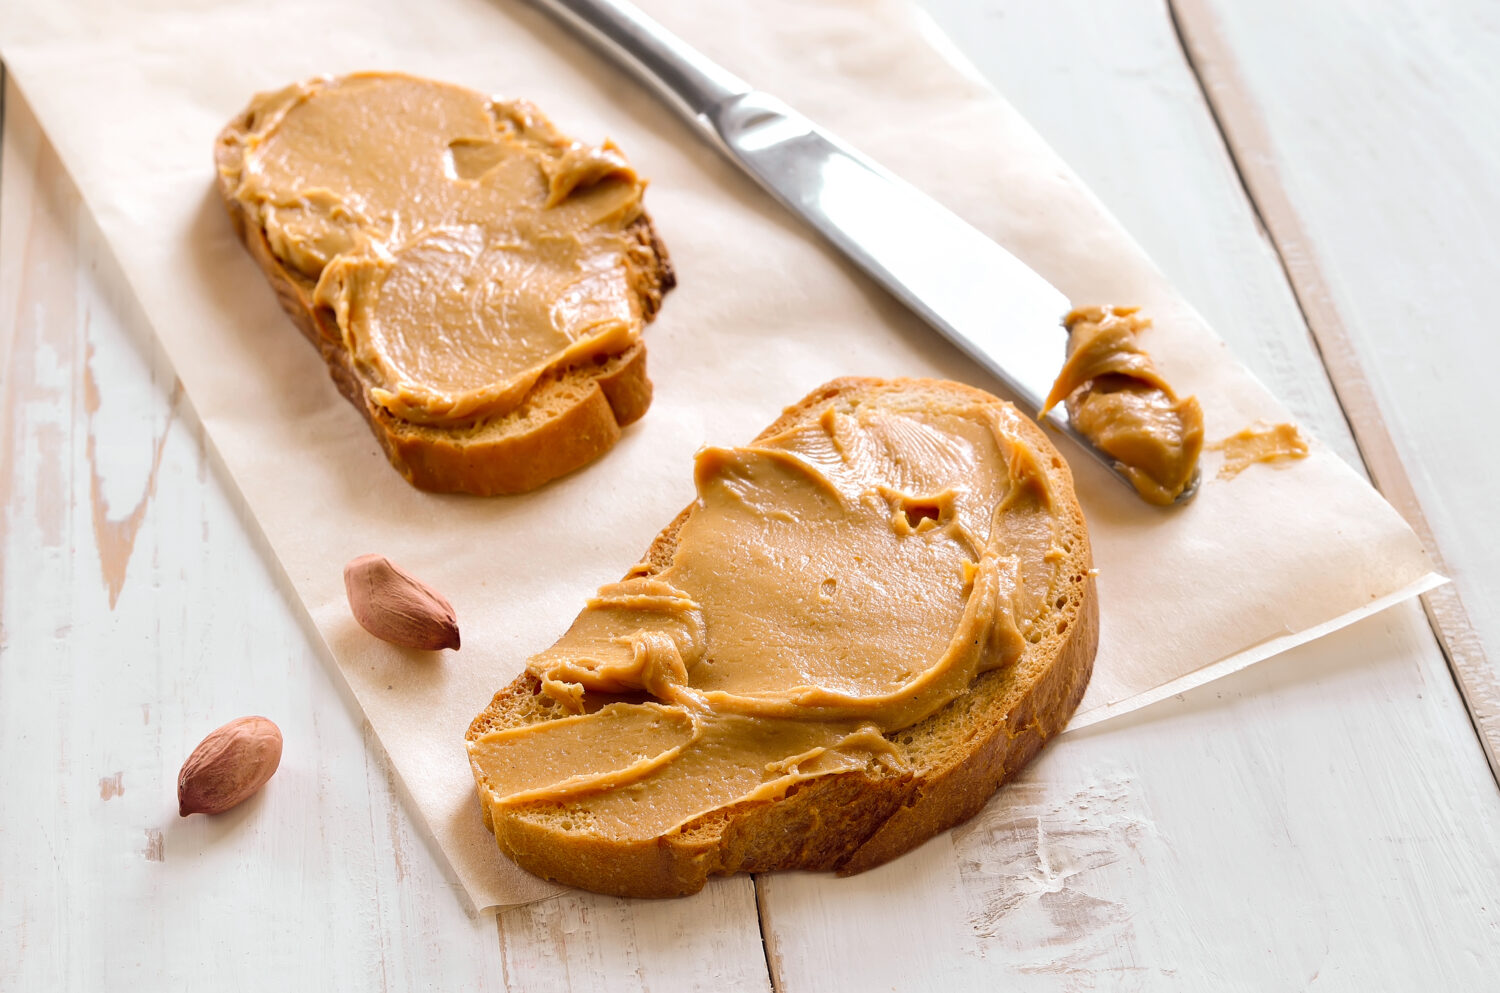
[3,1,1498,988]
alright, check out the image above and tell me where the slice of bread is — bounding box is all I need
[214,74,675,495]
[468,378,1098,897]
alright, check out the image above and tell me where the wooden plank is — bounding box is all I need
[1170,0,1500,779]
[763,609,1500,990]
[0,73,768,992]
[0,75,497,990]
[496,879,770,993]
[0,79,495,990]
[757,1,1500,988]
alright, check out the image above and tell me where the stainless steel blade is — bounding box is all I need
[531,0,1196,501]
[709,91,1071,429]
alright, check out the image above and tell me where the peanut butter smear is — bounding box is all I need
[219,73,653,425]
[1043,306,1204,506]
[469,393,1069,839]
[1210,422,1309,479]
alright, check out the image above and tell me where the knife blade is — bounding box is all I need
[531,0,1196,502]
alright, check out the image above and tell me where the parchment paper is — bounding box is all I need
[0,0,1440,910]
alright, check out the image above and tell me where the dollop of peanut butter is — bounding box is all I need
[1210,421,1309,479]
[219,73,653,425]
[468,392,1070,839]
[1043,306,1204,506]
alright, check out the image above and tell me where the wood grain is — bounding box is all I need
[0,77,490,991]
[1172,0,1500,786]
[496,879,770,993]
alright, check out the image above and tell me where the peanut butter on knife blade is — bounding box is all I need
[1043,306,1204,506]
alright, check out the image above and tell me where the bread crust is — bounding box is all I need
[468,378,1098,897]
[213,93,675,495]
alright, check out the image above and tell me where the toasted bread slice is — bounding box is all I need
[468,378,1098,897]
[214,74,674,495]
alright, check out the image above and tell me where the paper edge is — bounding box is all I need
[1063,572,1449,733]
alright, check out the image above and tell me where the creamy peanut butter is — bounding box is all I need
[1043,306,1204,506]
[219,73,653,425]
[469,392,1069,839]
[1211,422,1309,479]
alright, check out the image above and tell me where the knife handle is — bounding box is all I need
[530,0,749,130]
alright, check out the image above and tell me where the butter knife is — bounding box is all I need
[530,0,1197,502]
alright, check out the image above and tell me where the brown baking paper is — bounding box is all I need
[0,0,1440,910]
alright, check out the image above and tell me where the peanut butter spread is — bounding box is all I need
[220,73,653,425]
[1043,306,1204,506]
[469,394,1068,838]
[1211,422,1309,479]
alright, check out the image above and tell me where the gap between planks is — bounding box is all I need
[753,875,782,993]
[1164,0,1500,787]
[0,64,8,205]
[0,65,9,328]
